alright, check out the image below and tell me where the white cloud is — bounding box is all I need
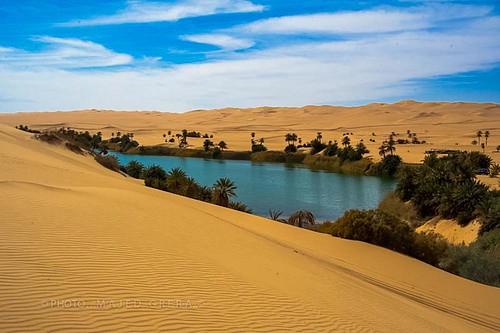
[1,4,499,112]
[60,0,265,27]
[0,36,133,69]
[1,15,499,112]
[235,3,492,35]
[181,33,254,50]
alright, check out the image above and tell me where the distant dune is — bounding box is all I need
[1,101,499,164]
[1,123,500,331]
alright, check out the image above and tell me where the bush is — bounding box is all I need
[35,133,62,145]
[396,152,492,224]
[125,160,145,179]
[331,210,415,254]
[439,231,500,287]
[251,143,267,152]
[369,155,402,177]
[303,155,372,175]
[331,209,449,266]
[411,232,448,265]
[284,144,297,153]
[478,191,500,234]
[143,165,167,181]
[94,154,120,171]
[251,151,306,164]
[310,139,327,155]
[65,142,84,154]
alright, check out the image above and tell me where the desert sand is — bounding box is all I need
[1,101,499,165]
[1,123,500,331]
[417,218,481,246]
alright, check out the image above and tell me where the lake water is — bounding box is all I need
[112,153,396,221]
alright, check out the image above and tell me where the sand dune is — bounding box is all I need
[417,218,481,246]
[1,101,499,164]
[1,124,500,332]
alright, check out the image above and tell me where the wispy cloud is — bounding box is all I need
[0,36,133,68]
[59,0,265,27]
[235,3,492,35]
[181,33,254,51]
[1,14,499,112]
[1,2,499,112]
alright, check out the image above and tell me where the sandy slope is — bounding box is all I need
[1,101,499,164]
[1,125,500,332]
[417,218,481,246]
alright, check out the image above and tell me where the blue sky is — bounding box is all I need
[0,0,499,112]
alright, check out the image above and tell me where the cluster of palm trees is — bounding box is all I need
[378,135,396,158]
[124,161,250,212]
[285,133,298,146]
[473,130,491,152]
[203,139,227,152]
[250,132,267,152]
[268,209,316,228]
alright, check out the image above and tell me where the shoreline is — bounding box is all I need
[118,145,392,177]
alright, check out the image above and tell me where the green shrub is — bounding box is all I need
[251,144,267,152]
[477,190,500,234]
[368,155,402,177]
[411,232,448,266]
[125,160,145,179]
[35,133,62,145]
[303,155,371,175]
[143,165,167,181]
[331,209,450,266]
[331,210,415,254]
[439,233,500,287]
[396,153,492,224]
[251,151,306,164]
[94,154,120,171]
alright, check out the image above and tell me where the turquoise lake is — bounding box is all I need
[112,153,396,221]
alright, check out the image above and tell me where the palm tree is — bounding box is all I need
[471,139,478,146]
[212,178,237,207]
[285,133,297,146]
[166,168,187,193]
[218,141,228,151]
[268,209,285,222]
[203,139,213,152]
[287,210,315,228]
[387,136,396,155]
[341,135,350,148]
[163,133,166,138]
[484,130,490,147]
[497,145,500,152]
[476,130,483,146]
[316,132,323,143]
[378,142,388,157]
[356,142,369,156]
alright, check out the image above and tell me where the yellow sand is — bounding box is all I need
[1,101,499,166]
[417,218,481,246]
[1,125,500,332]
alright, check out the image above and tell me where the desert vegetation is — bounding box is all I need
[15,124,41,133]
[122,160,251,213]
